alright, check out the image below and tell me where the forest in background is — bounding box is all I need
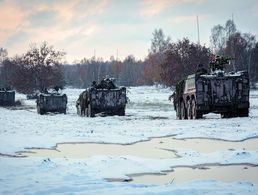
[1,19,258,93]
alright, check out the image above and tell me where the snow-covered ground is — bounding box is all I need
[1,86,258,194]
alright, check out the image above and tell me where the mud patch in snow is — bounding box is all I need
[20,136,258,159]
[128,164,258,185]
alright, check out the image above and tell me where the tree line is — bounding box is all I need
[0,19,258,93]
[64,55,147,88]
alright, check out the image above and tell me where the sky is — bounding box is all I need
[1,0,258,63]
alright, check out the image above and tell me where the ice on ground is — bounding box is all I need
[1,156,258,195]
[1,86,258,194]
[0,86,258,154]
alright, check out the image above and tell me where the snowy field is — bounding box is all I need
[1,86,258,194]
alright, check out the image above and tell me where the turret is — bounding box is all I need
[209,56,234,74]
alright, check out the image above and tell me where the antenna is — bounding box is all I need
[231,13,236,72]
[196,15,200,45]
[116,49,118,61]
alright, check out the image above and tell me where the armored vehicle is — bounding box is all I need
[36,90,67,115]
[26,92,39,100]
[0,89,15,106]
[76,78,127,117]
[172,56,250,119]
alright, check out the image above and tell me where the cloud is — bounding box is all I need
[253,4,258,17]
[139,0,172,17]
[1,0,108,57]
[169,15,196,24]
[139,0,205,17]
[0,0,30,43]
[168,14,207,25]
[0,1,28,30]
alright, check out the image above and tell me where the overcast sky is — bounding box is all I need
[1,0,258,62]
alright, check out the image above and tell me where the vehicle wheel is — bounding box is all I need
[187,100,192,119]
[81,106,86,116]
[180,101,187,120]
[37,105,44,115]
[221,112,232,118]
[77,105,81,115]
[37,105,40,114]
[62,109,66,114]
[87,104,95,117]
[191,99,202,119]
[176,103,181,119]
[238,108,249,117]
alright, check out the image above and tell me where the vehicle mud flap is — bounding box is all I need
[180,101,187,120]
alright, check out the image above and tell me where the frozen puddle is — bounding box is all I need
[128,164,258,185]
[21,136,258,159]
[20,136,258,185]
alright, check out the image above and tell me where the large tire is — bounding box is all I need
[37,105,40,114]
[37,105,44,115]
[87,104,95,117]
[191,99,202,119]
[176,103,181,119]
[81,106,86,116]
[180,101,187,120]
[186,100,192,119]
[221,112,232,118]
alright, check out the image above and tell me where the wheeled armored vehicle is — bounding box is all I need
[172,56,250,119]
[36,91,67,115]
[0,89,15,106]
[76,78,127,117]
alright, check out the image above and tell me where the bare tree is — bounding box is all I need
[144,28,171,84]
[225,20,236,38]
[0,48,9,87]
[210,24,225,55]
[7,42,66,93]
[160,38,211,86]
[0,48,8,64]
[150,28,171,54]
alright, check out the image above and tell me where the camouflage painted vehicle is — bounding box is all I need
[0,89,15,106]
[172,56,250,119]
[36,91,67,115]
[76,78,127,117]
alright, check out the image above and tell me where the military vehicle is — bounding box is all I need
[26,92,39,100]
[172,56,250,119]
[36,90,67,115]
[76,78,127,117]
[0,88,15,106]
